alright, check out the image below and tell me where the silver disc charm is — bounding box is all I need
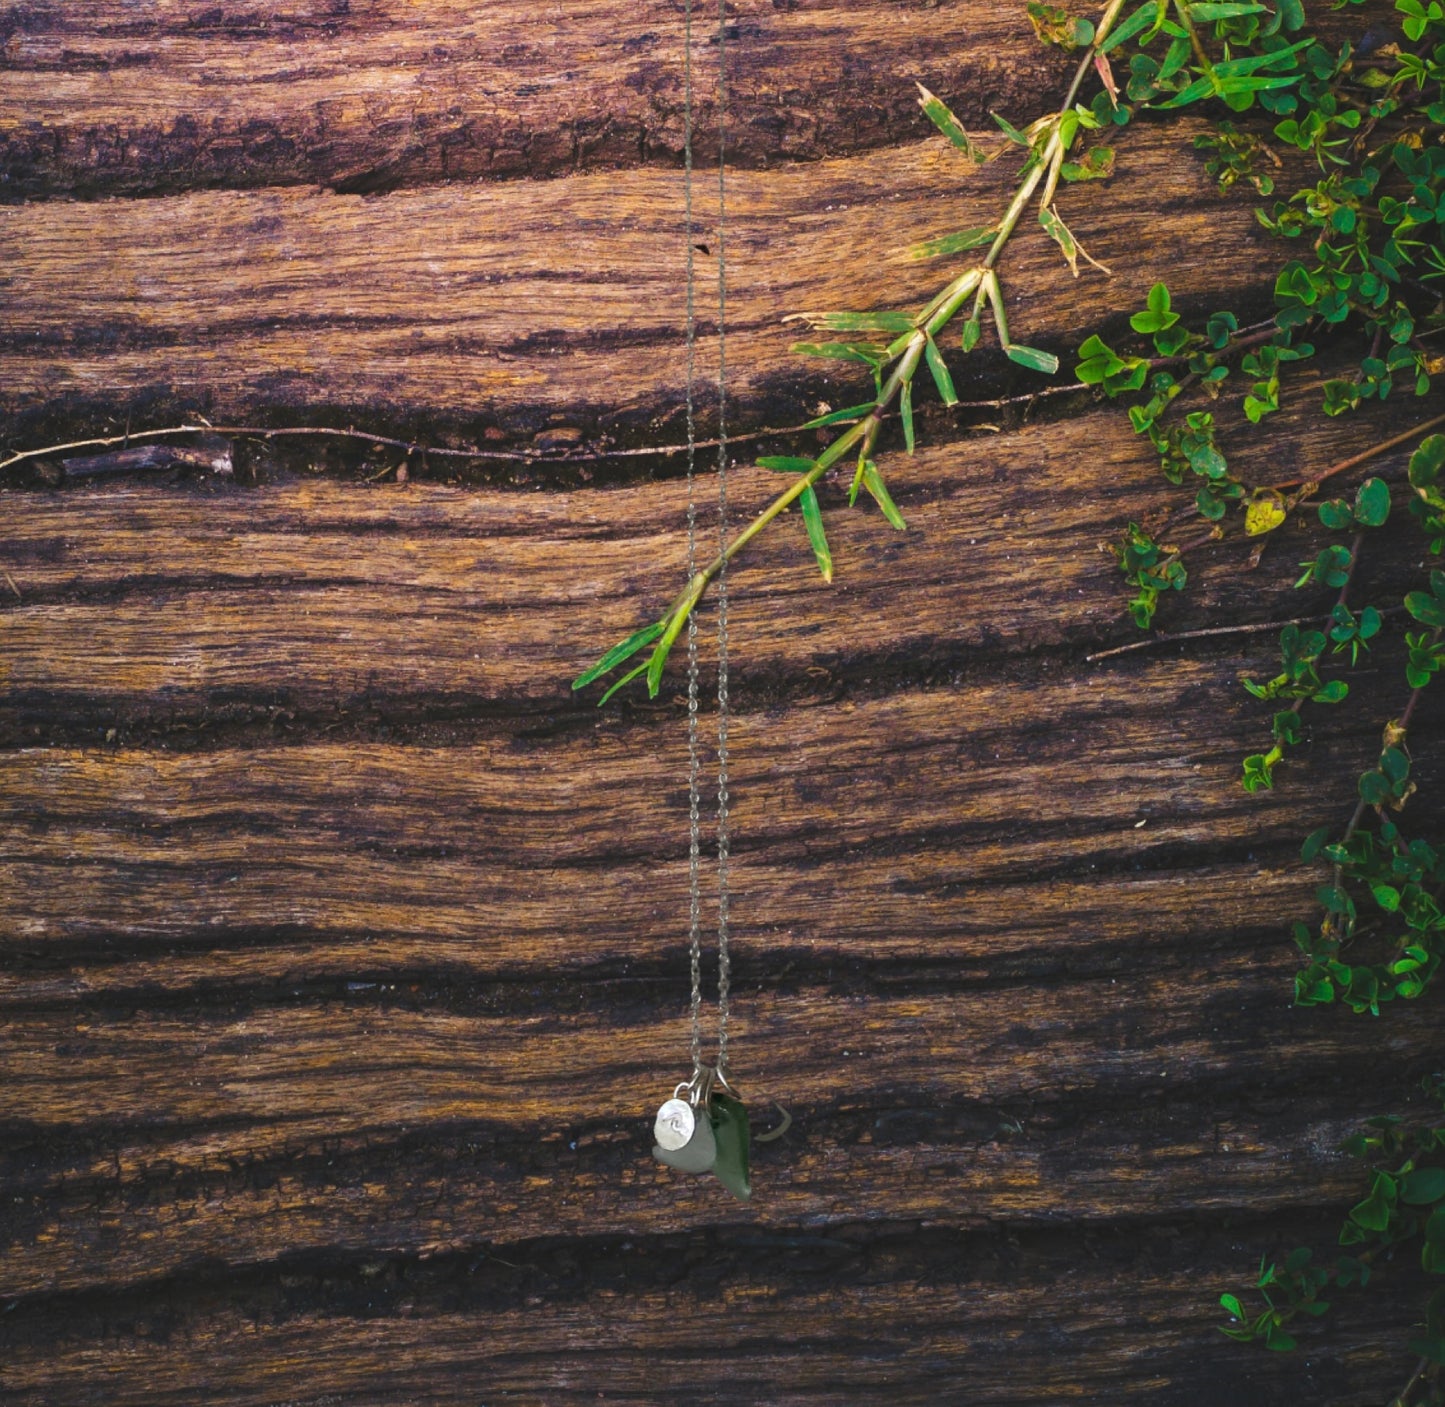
[654,1108,717,1173]
[653,1097,696,1152]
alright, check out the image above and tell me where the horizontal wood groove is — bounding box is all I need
[0,0,1074,202]
[0,125,1283,440]
[0,1214,1429,1406]
[2,13,1435,1393]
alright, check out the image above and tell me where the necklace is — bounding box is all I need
[650,0,752,1203]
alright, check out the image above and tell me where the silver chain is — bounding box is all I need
[682,0,703,1076]
[713,0,731,1075]
[681,0,731,1078]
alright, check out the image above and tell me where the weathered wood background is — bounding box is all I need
[1,2,1439,1403]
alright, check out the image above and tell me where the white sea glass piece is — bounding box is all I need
[653,1110,717,1173]
[653,1097,696,1151]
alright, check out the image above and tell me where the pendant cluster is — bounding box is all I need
[653,1064,751,1201]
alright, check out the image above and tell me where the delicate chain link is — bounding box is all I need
[713,0,731,1075]
[679,0,731,1079]
[682,0,703,1075]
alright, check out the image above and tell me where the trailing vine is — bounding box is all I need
[568,0,1445,1392]
[1,0,1441,1387]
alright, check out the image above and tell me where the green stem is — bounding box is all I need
[659,414,877,626]
[603,0,1133,696]
[982,0,1128,271]
[1172,0,1214,74]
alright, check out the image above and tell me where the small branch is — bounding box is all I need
[1269,410,1445,493]
[1389,1354,1434,1407]
[1085,614,1314,662]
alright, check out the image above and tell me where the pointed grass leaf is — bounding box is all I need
[1040,206,1080,276]
[710,1094,752,1202]
[1212,37,1314,77]
[1188,1,1267,16]
[1098,0,1167,53]
[597,659,651,706]
[924,334,959,406]
[572,620,667,690]
[1039,208,1112,277]
[991,110,1031,146]
[1155,76,1218,109]
[797,485,834,582]
[915,84,988,162]
[961,317,982,352]
[901,378,916,454]
[645,615,689,698]
[1006,344,1061,374]
[800,401,879,431]
[908,225,998,260]
[861,460,907,530]
[791,341,889,367]
[757,456,818,473]
[800,310,917,333]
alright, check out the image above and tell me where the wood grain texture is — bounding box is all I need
[3,389,1440,1402]
[0,0,1073,201]
[0,125,1280,439]
[0,396,1424,728]
[0,1240,1432,1407]
[2,3,1437,1403]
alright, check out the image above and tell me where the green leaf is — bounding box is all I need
[801,311,918,333]
[1406,591,1445,628]
[1350,1172,1397,1231]
[757,456,818,473]
[915,84,988,161]
[1354,476,1391,527]
[1060,146,1116,182]
[1188,1,1267,15]
[799,402,878,431]
[709,1093,752,1202]
[1212,36,1314,77]
[1371,883,1401,913]
[572,620,667,690]
[1006,344,1061,374]
[991,110,1031,145]
[1402,1167,1445,1205]
[1040,206,1080,276]
[924,334,959,407]
[791,341,889,367]
[1130,282,1180,334]
[1220,1292,1246,1320]
[596,659,651,706]
[909,226,998,260]
[1155,76,1217,109]
[861,460,908,531]
[1099,0,1166,53]
[1318,499,1354,531]
[900,378,916,454]
[799,485,833,583]
[961,318,982,353]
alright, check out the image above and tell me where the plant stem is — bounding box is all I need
[1271,411,1445,492]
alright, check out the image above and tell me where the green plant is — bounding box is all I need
[573,0,1386,700]
[1219,1074,1445,1400]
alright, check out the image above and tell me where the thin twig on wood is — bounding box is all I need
[1086,616,1315,662]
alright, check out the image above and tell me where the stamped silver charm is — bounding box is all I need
[653,1097,696,1152]
[653,1108,717,1173]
